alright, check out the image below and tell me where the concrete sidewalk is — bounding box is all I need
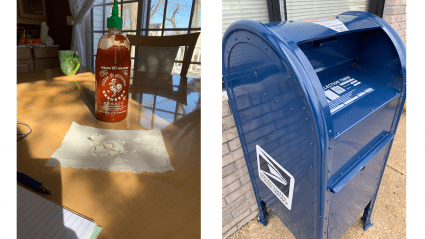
[228,110,406,239]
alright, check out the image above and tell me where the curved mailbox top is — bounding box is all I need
[223,11,406,146]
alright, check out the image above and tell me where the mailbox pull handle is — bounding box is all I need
[329,133,395,194]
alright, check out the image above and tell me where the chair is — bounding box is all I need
[126,32,200,77]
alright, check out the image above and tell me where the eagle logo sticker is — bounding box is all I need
[257,145,295,210]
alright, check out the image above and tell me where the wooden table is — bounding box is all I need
[17,67,200,238]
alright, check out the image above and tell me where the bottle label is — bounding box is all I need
[95,66,130,119]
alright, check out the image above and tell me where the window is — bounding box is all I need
[90,0,201,77]
[222,0,269,36]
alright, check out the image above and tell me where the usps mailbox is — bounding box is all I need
[222,12,405,239]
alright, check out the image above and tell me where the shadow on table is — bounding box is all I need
[17,127,79,239]
[80,87,96,118]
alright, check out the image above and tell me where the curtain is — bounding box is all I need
[69,0,95,66]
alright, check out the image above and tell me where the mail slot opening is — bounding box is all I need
[298,28,403,134]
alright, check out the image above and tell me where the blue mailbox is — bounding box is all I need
[222,12,405,239]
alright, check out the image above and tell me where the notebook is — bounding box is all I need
[17,185,102,239]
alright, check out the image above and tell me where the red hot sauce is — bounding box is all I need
[95,33,131,122]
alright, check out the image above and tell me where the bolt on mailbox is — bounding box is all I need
[222,11,406,239]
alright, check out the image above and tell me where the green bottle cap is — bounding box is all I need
[107,1,122,29]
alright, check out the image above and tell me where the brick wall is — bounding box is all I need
[222,97,259,238]
[383,0,406,46]
[383,0,406,109]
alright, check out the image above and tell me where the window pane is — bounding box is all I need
[191,31,201,63]
[104,4,122,30]
[191,0,201,28]
[122,2,138,31]
[163,30,185,36]
[93,6,103,31]
[187,63,201,77]
[165,0,192,29]
[130,45,136,58]
[94,0,104,4]
[93,33,104,54]
[149,0,165,29]
[147,30,161,36]
[106,0,122,3]
[171,46,185,75]
[188,30,201,77]
[93,33,103,56]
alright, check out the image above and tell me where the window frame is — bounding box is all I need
[90,0,201,75]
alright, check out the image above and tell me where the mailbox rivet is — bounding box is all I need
[370,108,373,111]
[330,227,333,230]
[324,232,326,234]
[254,71,257,77]
[288,76,291,79]
[327,199,329,202]
[311,201,313,204]
[310,165,313,168]
[327,170,331,172]
[312,215,314,218]
[264,93,266,96]
[276,99,279,102]
[247,36,250,40]
[311,228,313,230]
[332,213,334,215]
[336,132,339,135]
[361,173,362,175]
[235,37,237,41]
[265,46,268,51]
[329,146,332,149]
[303,107,306,110]
[291,108,294,111]
[325,217,327,219]
[311,185,313,188]
[340,173,343,176]
[327,188,330,191]
[328,130,332,134]
[310,143,313,146]
[306,117,309,121]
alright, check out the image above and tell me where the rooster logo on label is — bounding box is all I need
[109,78,123,97]
[102,78,126,101]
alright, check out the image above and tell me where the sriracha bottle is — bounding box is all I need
[95,0,131,122]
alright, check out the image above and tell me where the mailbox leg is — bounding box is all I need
[361,201,374,231]
[256,200,269,226]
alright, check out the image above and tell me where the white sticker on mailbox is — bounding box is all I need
[257,145,295,210]
[302,18,349,32]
